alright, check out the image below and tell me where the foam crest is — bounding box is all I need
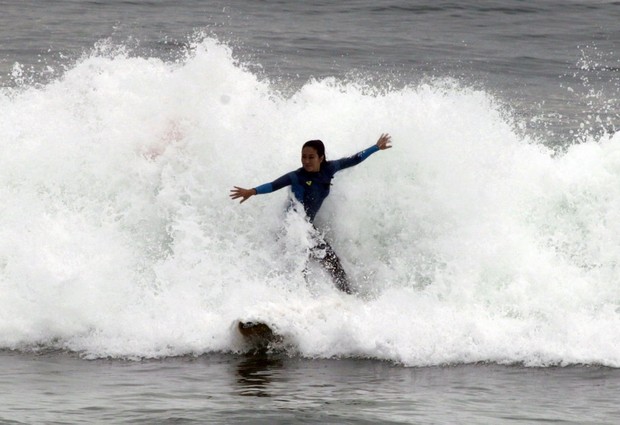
[0,37,619,365]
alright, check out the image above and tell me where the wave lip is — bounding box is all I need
[0,37,619,366]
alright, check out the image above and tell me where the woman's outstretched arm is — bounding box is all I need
[331,133,392,172]
[230,173,294,204]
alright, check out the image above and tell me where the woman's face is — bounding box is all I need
[301,146,324,172]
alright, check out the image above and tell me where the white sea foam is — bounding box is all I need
[0,37,619,365]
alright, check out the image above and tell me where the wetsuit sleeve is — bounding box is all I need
[331,144,380,172]
[253,173,293,194]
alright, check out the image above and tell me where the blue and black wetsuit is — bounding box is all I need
[252,144,380,293]
[253,144,379,222]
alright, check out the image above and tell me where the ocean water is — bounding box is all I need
[3,352,620,424]
[1,0,619,423]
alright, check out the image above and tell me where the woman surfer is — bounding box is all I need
[230,133,392,293]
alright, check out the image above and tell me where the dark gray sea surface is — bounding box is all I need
[1,351,619,425]
[1,1,620,424]
[0,0,618,144]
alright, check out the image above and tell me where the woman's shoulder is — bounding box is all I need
[322,160,337,171]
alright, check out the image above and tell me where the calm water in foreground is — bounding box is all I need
[1,351,619,424]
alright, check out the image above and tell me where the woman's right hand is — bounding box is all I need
[230,186,256,203]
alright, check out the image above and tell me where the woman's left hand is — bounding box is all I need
[376,133,392,150]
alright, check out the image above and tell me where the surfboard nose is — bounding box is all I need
[237,321,275,339]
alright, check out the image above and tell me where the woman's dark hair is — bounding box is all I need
[303,139,326,162]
